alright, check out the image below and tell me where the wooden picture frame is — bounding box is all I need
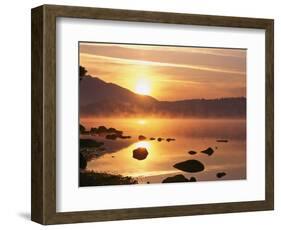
[31,4,274,225]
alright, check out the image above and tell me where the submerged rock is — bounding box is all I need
[166,138,175,142]
[188,150,197,155]
[105,134,118,140]
[133,147,149,160]
[216,172,226,178]
[201,147,214,156]
[216,139,228,143]
[138,135,146,141]
[157,138,164,142]
[150,137,156,141]
[162,174,189,183]
[173,159,205,173]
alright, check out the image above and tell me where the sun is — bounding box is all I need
[135,79,151,95]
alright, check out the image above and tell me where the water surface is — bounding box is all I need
[81,118,246,184]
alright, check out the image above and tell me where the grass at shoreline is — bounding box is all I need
[79,171,138,187]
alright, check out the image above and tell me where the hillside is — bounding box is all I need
[80,76,246,118]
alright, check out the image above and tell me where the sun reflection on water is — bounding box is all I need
[137,119,147,125]
[135,141,150,149]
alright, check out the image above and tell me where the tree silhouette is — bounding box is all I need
[79,66,87,81]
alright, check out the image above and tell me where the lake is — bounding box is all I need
[80,118,246,184]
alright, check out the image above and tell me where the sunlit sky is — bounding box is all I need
[79,42,246,101]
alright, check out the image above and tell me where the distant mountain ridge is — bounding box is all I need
[80,76,246,118]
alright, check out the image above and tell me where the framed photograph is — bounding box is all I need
[31,4,274,225]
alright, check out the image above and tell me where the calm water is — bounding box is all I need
[80,118,246,184]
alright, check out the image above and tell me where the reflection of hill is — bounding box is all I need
[80,76,246,118]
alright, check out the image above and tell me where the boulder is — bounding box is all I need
[138,135,146,140]
[162,174,189,183]
[216,139,228,143]
[162,175,197,183]
[97,126,108,133]
[105,134,118,140]
[108,127,117,133]
[90,127,98,134]
[166,138,175,142]
[173,159,205,173]
[189,177,197,182]
[80,124,86,134]
[133,147,149,160]
[201,147,214,156]
[157,137,163,142]
[188,150,197,155]
[216,172,226,178]
[114,130,123,136]
[150,137,156,141]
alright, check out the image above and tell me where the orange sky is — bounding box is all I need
[79,42,246,101]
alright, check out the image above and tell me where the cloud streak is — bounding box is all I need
[80,53,245,75]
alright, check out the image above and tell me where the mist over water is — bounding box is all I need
[81,117,246,184]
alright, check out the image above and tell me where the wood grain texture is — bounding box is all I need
[265,20,274,209]
[31,6,44,224]
[31,4,274,225]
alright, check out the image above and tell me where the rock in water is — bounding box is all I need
[188,150,197,155]
[80,124,86,134]
[90,127,98,134]
[216,172,226,178]
[173,159,205,173]
[162,174,189,183]
[162,175,197,183]
[105,134,118,140]
[216,139,228,143]
[189,177,197,182]
[108,127,117,133]
[150,137,156,141]
[133,147,149,160]
[138,135,146,140]
[97,126,108,134]
[166,138,175,142]
[157,138,163,142]
[201,147,214,156]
